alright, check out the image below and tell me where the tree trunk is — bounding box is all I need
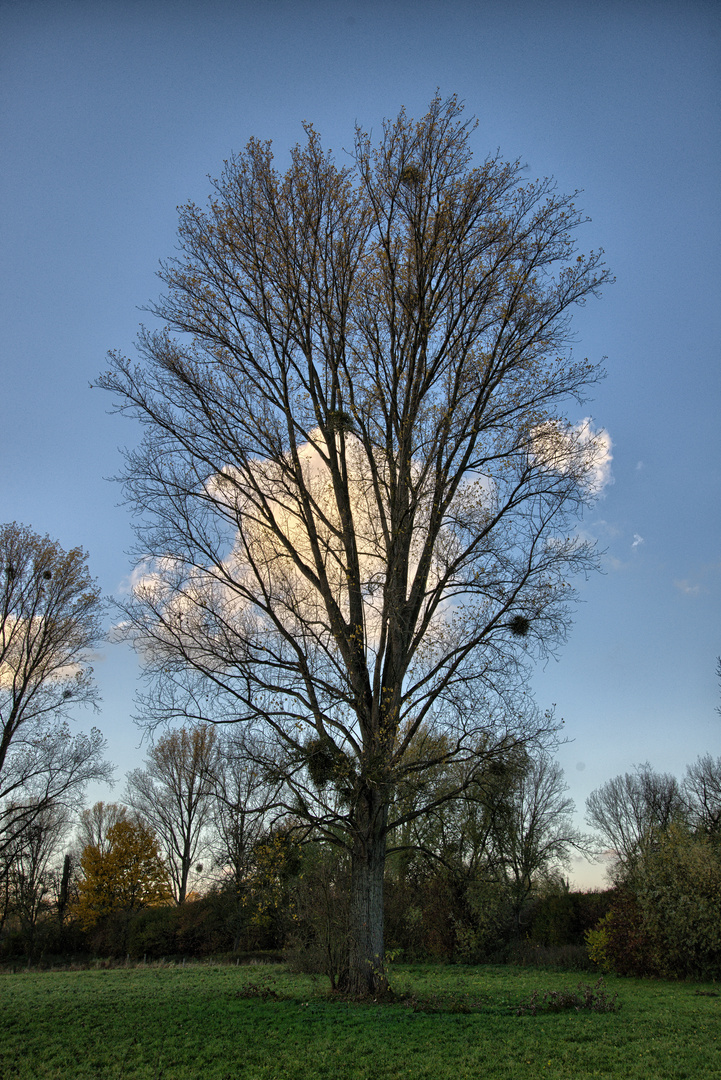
[342,791,388,997]
[58,853,71,924]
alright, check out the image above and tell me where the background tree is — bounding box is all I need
[384,742,589,956]
[0,803,69,952]
[49,850,75,928]
[489,753,596,930]
[99,95,611,994]
[206,729,282,948]
[384,729,526,956]
[0,523,111,859]
[74,819,172,929]
[683,754,721,836]
[590,823,721,979]
[585,762,685,871]
[125,724,218,902]
[77,800,129,856]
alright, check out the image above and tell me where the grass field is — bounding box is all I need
[1,961,719,1079]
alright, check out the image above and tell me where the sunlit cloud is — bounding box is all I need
[118,557,182,599]
[631,534,644,550]
[531,418,613,497]
[576,419,613,496]
[0,612,84,687]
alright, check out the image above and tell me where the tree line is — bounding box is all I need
[0,718,584,958]
[0,520,600,967]
[2,676,719,981]
[0,522,718,978]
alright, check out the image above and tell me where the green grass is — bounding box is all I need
[1,961,719,1079]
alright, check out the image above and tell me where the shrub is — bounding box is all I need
[586,892,659,977]
[587,827,721,979]
[516,978,620,1016]
[234,979,280,1001]
[585,924,611,970]
[529,890,613,947]
[126,905,177,958]
[494,941,594,971]
[384,869,515,963]
[635,826,721,978]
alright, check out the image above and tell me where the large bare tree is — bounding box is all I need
[99,95,611,994]
[0,523,110,861]
[206,729,281,891]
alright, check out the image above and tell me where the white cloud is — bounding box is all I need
[674,579,700,597]
[122,421,617,670]
[531,418,613,497]
[117,556,184,599]
[631,533,644,549]
[575,419,613,495]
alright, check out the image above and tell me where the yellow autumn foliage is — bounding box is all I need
[73,819,173,927]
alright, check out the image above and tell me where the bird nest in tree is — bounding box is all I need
[304,736,355,794]
[400,164,423,187]
[509,615,531,637]
[326,410,356,434]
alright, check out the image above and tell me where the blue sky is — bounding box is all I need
[1,0,719,886]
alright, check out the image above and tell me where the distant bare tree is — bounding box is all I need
[492,754,596,926]
[207,730,281,888]
[1,803,69,948]
[386,726,530,884]
[77,801,129,856]
[684,754,721,836]
[125,725,218,902]
[585,762,684,870]
[205,729,283,948]
[0,523,111,860]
